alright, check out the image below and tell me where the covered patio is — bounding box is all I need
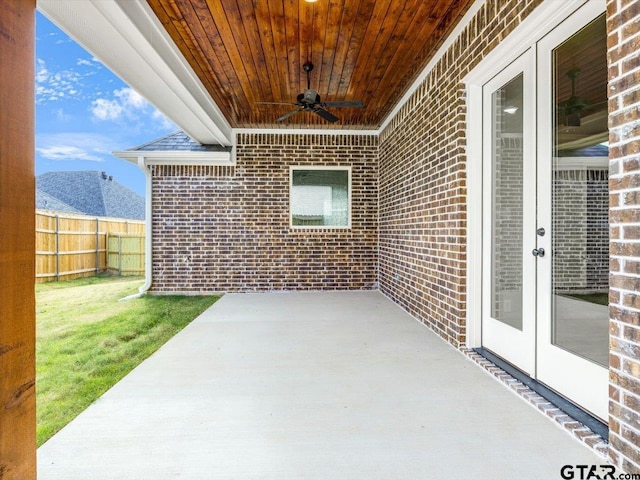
[38,291,602,479]
[4,0,640,476]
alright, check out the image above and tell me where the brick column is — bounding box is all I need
[607,0,640,474]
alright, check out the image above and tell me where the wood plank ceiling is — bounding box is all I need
[147,0,474,129]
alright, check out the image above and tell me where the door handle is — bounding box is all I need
[532,248,545,257]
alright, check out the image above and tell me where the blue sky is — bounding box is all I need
[36,12,177,197]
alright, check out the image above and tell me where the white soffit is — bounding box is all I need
[37,0,233,147]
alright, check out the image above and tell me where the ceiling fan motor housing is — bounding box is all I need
[299,89,321,106]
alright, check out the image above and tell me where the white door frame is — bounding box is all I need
[465,0,608,420]
[465,0,597,348]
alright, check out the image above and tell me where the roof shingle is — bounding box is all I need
[36,171,145,220]
[128,130,230,152]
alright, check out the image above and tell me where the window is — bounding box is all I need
[290,167,351,228]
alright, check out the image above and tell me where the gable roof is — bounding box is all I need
[130,130,230,152]
[113,130,234,165]
[36,171,145,220]
[36,189,82,213]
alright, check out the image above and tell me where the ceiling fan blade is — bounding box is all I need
[322,101,365,108]
[255,101,298,106]
[313,108,339,123]
[277,108,304,122]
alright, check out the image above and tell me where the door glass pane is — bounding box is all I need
[491,73,524,330]
[551,15,608,367]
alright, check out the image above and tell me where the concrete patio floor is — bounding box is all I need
[37,291,604,480]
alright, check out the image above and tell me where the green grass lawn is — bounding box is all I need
[563,292,609,306]
[36,275,218,447]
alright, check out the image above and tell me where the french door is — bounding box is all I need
[481,51,536,375]
[481,1,609,420]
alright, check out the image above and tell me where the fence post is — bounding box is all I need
[95,217,100,274]
[118,234,122,276]
[125,220,129,234]
[55,215,60,281]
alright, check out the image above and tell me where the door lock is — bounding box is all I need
[532,248,545,257]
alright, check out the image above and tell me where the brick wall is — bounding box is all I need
[493,136,524,320]
[607,0,640,473]
[150,133,378,293]
[553,168,610,293]
[379,0,542,347]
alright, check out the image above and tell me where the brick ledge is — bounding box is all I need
[462,348,609,459]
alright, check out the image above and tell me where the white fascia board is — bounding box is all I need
[38,0,233,146]
[113,150,233,166]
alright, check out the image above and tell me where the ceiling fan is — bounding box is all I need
[558,68,589,127]
[256,62,364,123]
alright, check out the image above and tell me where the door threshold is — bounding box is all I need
[468,347,608,454]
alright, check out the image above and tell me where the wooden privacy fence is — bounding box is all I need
[107,234,145,276]
[36,210,145,283]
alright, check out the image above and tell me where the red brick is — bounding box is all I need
[624,325,640,343]
[623,225,640,239]
[611,289,621,304]
[623,157,640,173]
[625,260,640,275]
[623,293,640,310]
[611,174,640,191]
[610,71,640,98]
[611,258,621,272]
[611,225,621,239]
[611,353,640,383]
[610,241,640,257]
[609,208,640,225]
[611,305,640,326]
[620,426,640,467]
[623,358,640,378]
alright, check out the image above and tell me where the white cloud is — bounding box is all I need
[115,88,146,109]
[91,98,124,121]
[36,58,85,103]
[37,145,103,162]
[91,87,146,121]
[36,133,113,162]
[91,87,176,131]
[36,59,49,83]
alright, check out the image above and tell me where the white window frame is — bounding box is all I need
[289,166,352,230]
